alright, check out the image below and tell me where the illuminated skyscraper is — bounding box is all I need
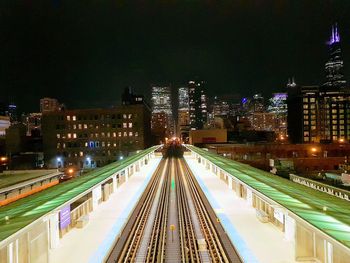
[268,93,288,137]
[178,87,190,141]
[151,85,174,137]
[323,24,347,90]
[178,87,189,111]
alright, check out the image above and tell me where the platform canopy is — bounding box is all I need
[186,145,350,249]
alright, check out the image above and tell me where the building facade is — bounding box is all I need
[40,98,61,113]
[42,104,151,168]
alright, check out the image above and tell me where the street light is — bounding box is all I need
[311,147,317,153]
[119,156,124,160]
[339,138,345,143]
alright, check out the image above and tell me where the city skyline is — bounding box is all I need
[1,1,350,113]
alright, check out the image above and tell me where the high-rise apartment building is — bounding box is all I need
[188,80,207,130]
[288,84,350,143]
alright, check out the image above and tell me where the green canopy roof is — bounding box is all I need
[0,146,159,243]
[187,145,350,249]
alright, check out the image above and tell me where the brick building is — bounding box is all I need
[42,104,151,168]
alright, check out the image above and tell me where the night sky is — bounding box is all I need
[1,0,350,113]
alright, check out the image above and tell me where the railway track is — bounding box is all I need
[107,157,241,263]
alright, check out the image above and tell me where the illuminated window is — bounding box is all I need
[72,116,76,121]
[123,131,127,137]
[107,132,110,137]
[78,124,82,129]
[101,132,105,137]
[84,124,88,129]
[73,125,77,130]
[67,133,72,138]
[135,132,139,137]
[310,98,315,102]
[123,123,127,128]
[118,132,122,137]
[129,132,133,136]
[123,114,127,119]
[113,143,117,147]
[80,151,83,156]
[56,134,60,139]
[102,141,105,147]
[128,123,133,128]
[113,132,116,137]
[67,116,71,121]
[73,133,77,138]
[128,114,132,119]
[57,143,60,149]
[85,142,88,147]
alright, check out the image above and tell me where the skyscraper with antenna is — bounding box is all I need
[323,23,347,89]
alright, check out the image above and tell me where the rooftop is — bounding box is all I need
[187,145,350,249]
[0,146,159,243]
[0,170,56,189]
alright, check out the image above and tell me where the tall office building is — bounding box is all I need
[7,99,17,123]
[178,87,189,110]
[151,85,174,138]
[288,25,350,144]
[323,24,347,90]
[188,80,207,130]
[268,93,288,137]
[249,94,265,113]
[178,87,190,141]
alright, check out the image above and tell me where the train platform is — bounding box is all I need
[185,155,297,263]
[49,156,162,263]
